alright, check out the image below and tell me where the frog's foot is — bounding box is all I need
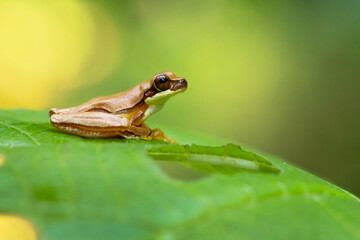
[150,128,178,144]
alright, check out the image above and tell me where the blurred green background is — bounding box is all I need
[0,0,359,195]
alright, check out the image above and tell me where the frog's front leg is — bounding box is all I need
[140,123,178,144]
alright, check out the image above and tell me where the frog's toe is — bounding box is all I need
[150,128,177,144]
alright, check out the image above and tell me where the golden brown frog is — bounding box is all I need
[49,71,187,143]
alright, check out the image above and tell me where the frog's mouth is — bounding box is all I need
[145,87,184,105]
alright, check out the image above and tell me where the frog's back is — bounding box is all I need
[50,80,152,115]
[88,80,152,112]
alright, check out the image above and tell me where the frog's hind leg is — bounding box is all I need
[50,112,132,138]
[50,112,171,141]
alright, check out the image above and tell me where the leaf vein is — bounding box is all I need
[0,121,40,146]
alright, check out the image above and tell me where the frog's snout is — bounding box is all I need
[172,78,187,92]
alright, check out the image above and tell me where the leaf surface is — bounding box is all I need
[0,109,359,240]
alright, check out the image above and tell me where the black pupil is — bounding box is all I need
[159,76,167,83]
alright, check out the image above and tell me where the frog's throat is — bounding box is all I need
[143,89,184,120]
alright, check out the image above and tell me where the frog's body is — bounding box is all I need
[49,71,187,143]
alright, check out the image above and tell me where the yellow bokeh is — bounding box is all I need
[0,216,36,240]
[0,154,4,166]
[0,0,118,109]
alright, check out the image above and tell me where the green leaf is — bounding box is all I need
[0,109,359,240]
[148,144,281,174]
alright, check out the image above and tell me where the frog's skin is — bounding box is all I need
[49,71,187,143]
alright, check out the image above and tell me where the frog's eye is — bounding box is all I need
[154,74,170,91]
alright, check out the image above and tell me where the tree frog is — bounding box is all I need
[49,71,187,143]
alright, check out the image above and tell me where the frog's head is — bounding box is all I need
[156,70,187,89]
[143,71,187,119]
